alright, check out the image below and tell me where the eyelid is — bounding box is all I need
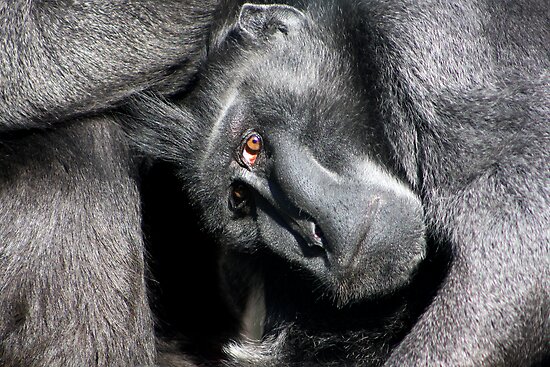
[232,169,269,198]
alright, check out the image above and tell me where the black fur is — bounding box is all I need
[0,2,223,366]
[125,0,549,366]
[0,1,216,131]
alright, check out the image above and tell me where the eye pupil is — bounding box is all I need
[241,132,263,167]
[246,134,262,152]
[233,186,247,201]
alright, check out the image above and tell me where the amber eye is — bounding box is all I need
[241,133,262,166]
[232,184,248,205]
[229,183,252,215]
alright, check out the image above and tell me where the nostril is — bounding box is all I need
[313,222,323,241]
[310,221,325,248]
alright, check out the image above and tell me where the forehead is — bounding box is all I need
[234,40,362,131]
[198,12,366,152]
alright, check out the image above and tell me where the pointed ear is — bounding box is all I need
[237,3,306,39]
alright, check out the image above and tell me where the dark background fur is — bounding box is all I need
[0,1,235,366]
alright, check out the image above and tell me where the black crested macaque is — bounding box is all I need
[126,1,549,366]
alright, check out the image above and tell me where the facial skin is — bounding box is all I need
[199,101,425,306]
[134,4,427,307]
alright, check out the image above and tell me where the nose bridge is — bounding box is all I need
[273,140,338,211]
[273,141,362,249]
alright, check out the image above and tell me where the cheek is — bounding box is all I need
[255,209,304,261]
[223,220,262,253]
